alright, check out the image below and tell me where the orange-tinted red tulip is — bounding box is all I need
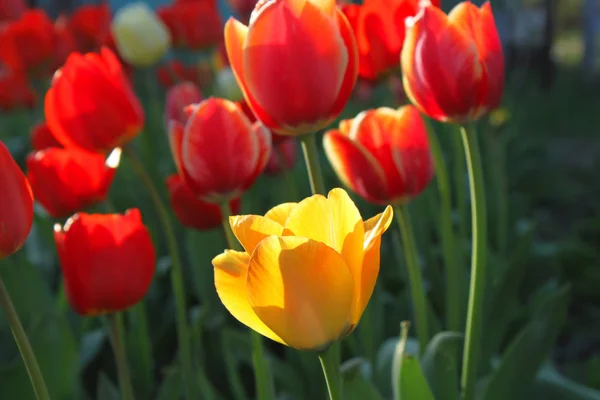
[0,0,25,22]
[342,0,439,81]
[165,81,203,125]
[158,0,222,50]
[30,121,63,151]
[401,1,504,123]
[0,140,33,258]
[224,0,359,136]
[264,139,297,176]
[324,105,434,205]
[166,174,242,230]
[45,48,144,153]
[0,9,56,74]
[27,148,118,218]
[169,97,271,203]
[54,209,155,316]
[0,65,35,110]
[69,4,111,52]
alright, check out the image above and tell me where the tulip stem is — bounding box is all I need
[318,346,343,400]
[452,131,468,258]
[124,148,196,400]
[423,120,462,332]
[459,125,487,400]
[393,204,430,355]
[0,275,50,400]
[219,203,275,400]
[300,134,326,195]
[108,313,135,400]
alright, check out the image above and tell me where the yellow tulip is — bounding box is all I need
[212,188,393,351]
[111,2,171,67]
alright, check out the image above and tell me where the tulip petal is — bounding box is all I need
[323,130,389,204]
[168,120,185,175]
[283,188,364,291]
[351,205,394,324]
[242,122,272,191]
[264,202,297,226]
[247,235,353,350]
[229,215,284,254]
[213,250,286,345]
[224,18,279,130]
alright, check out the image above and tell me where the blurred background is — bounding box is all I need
[1,0,600,398]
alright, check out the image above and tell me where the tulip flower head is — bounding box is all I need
[30,121,63,151]
[342,0,440,81]
[224,0,359,136]
[27,148,119,218]
[0,140,33,258]
[324,105,434,205]
[169,97,272,203]
[157,0,223,50]
[264,138,297,176]
[213,188,393,350]
[111,2,171,67]
[69,4,112,52]
[54,209,156,316]
[166,174,242,230]
[45,47,144,153]
[401,1,504,123]
[165,81,204,125]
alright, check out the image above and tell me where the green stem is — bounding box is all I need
[459,125,488,400]
[393,205,430,355]
[108,313,135,400]
[424,122,462,332]
[124,148,195,400]
[452,131,468,254]
[318,346,343,400]
[0,275,50,400]
[300,134,326,195]
[391,321,411,400]
[219,203,275,400]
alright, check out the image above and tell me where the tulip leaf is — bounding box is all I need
[341,358,383,400]
[396,356,436,400]
[481,284,570,400]
[96,372,120,400]
[529,364,600,400]
[0,256,77,400]
[155,366,183,400]
[375,336,419,397]
[79,329,107,368]
[420,331,462,400]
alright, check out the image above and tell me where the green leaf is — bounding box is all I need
[529,364,600,400]
[79,329,107,368]
[482,284,571,400]
[96,372,119,400]
[341,358,383,400]
[126,302,154,399]
[0,257,78,400]
[397,357,436,400]
[155,367,182,400]
[420,331,462,400]
[374,336,419,398]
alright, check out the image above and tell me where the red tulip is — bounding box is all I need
[165,81,203,125]
[169,97,271,203]
[0,9,56,74]
[323,105,434,205]
[166,174,242,230]
[342,0,439,81]
[157,0,222,50]
[27,147,119,218]
[263,138,297,176]
[45,47,144,153]
[30,121,63,151]
[0,0,25,22]
[0,65,36,110]
[69,4,111,52]
[401,1,504,123]
[54,209,155,316]
[224,0,359,136]
[226,0,256,23]
[0,140,33,258]
[157,60,214,89]
[53,15,78,70]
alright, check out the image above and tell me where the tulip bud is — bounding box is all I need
[111,2,171,67]
[0,140,33,258]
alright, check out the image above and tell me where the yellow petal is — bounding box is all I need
[229,215,284,254]
[264,202,297,226]
[247,235,354,350]
[283,188,365,299]
[350,205,394,325]
[213,250,286,345]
